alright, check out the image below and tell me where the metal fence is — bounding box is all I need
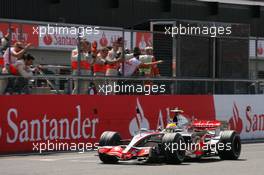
[0,75,263,95]
[0,18,262,95]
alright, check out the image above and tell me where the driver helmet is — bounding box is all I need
[166,122,177,129]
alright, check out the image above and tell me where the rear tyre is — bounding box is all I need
[218,130,241,160]
[98,131,122,164]
[161,133,185,164]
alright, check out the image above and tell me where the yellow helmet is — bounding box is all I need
[166,123,177,129]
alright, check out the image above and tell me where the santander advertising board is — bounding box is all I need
[214,95,264,139]
[0,95,215,154]
[0,95,264,154]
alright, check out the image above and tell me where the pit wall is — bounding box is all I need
[0,95,263,154]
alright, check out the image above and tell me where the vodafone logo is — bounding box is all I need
[229,103,243,134]
[129,98,150,136]
[43,34,53,45]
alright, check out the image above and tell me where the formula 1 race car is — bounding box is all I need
[97,116,241,164]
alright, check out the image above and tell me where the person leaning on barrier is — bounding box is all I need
[138,46,161,94]
[2,42,32,74]
[139,46,161,77]
[120,47,163,77]
[71,39,95,94]
[139,46,154,77]
[148,48,161,77]
[0,42,32,94]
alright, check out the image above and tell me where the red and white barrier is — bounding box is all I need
[0,95,213,154]
[0,95,263,154]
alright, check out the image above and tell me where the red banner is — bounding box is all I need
[0,95,215,154]
[0,23,39,47]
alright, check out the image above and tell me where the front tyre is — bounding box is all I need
[98,131,122,164]
[161,133,185,164]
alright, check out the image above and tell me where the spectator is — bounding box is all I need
[146,47,161,77]
[93,47,108,94]
[1,33,9,51]
[139,46,161,93]
[13,54,35,94]
[71,40,95,94]
[105,38,124,94]
[93,48,107,76]
[3,42,32,72]
[105,40,122,76]
[124,48,134,60]
[0,33,9,73]
[139,46,153,76]
[0,42,32,94]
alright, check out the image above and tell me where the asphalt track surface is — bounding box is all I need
[0,143,263,175]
